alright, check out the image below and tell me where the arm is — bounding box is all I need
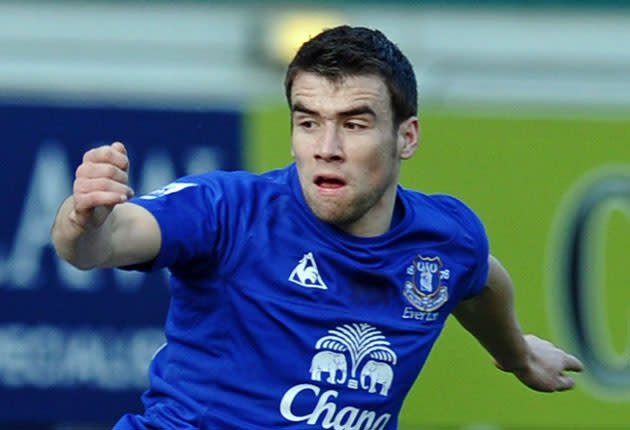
[51,142,161,269]
[453,255,584,392]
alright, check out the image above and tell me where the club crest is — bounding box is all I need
[403,255,449,312]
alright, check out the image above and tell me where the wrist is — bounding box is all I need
[495,334,532,373]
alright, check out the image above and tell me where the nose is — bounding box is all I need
[315,124,344,162]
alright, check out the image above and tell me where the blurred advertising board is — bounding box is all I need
[0,103,242,424]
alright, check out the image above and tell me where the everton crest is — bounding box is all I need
[403,255,449,312]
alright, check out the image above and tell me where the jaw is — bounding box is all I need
[302,179,398,237]
[303,183,351,222]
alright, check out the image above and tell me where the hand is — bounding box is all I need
[497,334,584,392]
[70,142,134,229]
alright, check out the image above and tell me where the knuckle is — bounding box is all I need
[119,171,130,186]
[73,178,85,193]
[117,157,130,173]
[75,162,92,178]
[84,146,114,163]
[100,149,115,163]
[83,193,98,208]
[82,149,94,162]
[95,177,112,190]
[73,193,92,212]
[73,198,85,212]
[105,164,118,178]
[83,146,104,161]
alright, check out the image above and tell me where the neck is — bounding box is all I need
[337,186,398,238]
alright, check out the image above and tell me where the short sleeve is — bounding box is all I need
[464,214,489,299]
[122,176,222,274]
[435,194,490,300]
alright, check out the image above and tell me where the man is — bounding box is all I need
[52,26,583,430]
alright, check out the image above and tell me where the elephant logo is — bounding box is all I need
[310,323,397,396]
[310,351,347,384]
[360,360,394,396]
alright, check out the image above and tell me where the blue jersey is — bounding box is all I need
[113,164,489,430]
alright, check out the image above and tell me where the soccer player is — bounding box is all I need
[51,26,583,430]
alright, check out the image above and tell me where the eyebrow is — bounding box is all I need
[291,103,376,119]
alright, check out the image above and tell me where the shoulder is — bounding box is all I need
[403,190,482,226]
[401,189,490,297]
[188,166,298,219]
[165,165,294,200]
[204,165,292,187]
[429,194,482,228]
[401,189,487,245]
[132,166,295,219]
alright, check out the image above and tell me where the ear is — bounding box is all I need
[397,117,420,160]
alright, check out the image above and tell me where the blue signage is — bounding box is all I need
[0,102,242,424]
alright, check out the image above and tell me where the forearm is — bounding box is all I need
[52,143,161,270]
[454,255,584,391]
[453,255,530,371]
[51,196,117,269]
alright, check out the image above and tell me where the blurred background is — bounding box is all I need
[0,0,629,429]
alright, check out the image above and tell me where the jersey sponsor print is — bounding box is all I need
[280,323,397,430]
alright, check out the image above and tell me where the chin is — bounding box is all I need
[310,204,358,227]
[306,191,363,225]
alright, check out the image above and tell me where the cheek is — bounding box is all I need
[362,144,395,171]
[293,147,312,166]
[291,139,307,161]
[357,154,387,187]
[364,149,398,187]
[291,133,315,159]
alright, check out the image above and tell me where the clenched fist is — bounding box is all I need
[70,142,135,229]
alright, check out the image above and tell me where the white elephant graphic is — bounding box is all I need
[310,351,347,384]
[360,360,393,396]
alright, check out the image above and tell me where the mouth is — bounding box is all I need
[314,175,347,189]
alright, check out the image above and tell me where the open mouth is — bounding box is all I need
[314,175,346,189]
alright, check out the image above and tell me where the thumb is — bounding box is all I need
[111,141,131,173]
[68,204,114,230]
[112,141,127,154]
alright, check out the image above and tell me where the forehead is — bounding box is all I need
[291,72,390,114]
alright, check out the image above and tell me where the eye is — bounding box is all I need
[344,121,367,131]
[295,117,317,130]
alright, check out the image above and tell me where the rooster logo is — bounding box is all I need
[289,252,327,289]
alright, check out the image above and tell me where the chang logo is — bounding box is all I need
[549,167,630,398]
[311,323,397,394]
[280,323,397,430]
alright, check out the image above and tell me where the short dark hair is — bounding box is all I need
[285,25,418,127]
